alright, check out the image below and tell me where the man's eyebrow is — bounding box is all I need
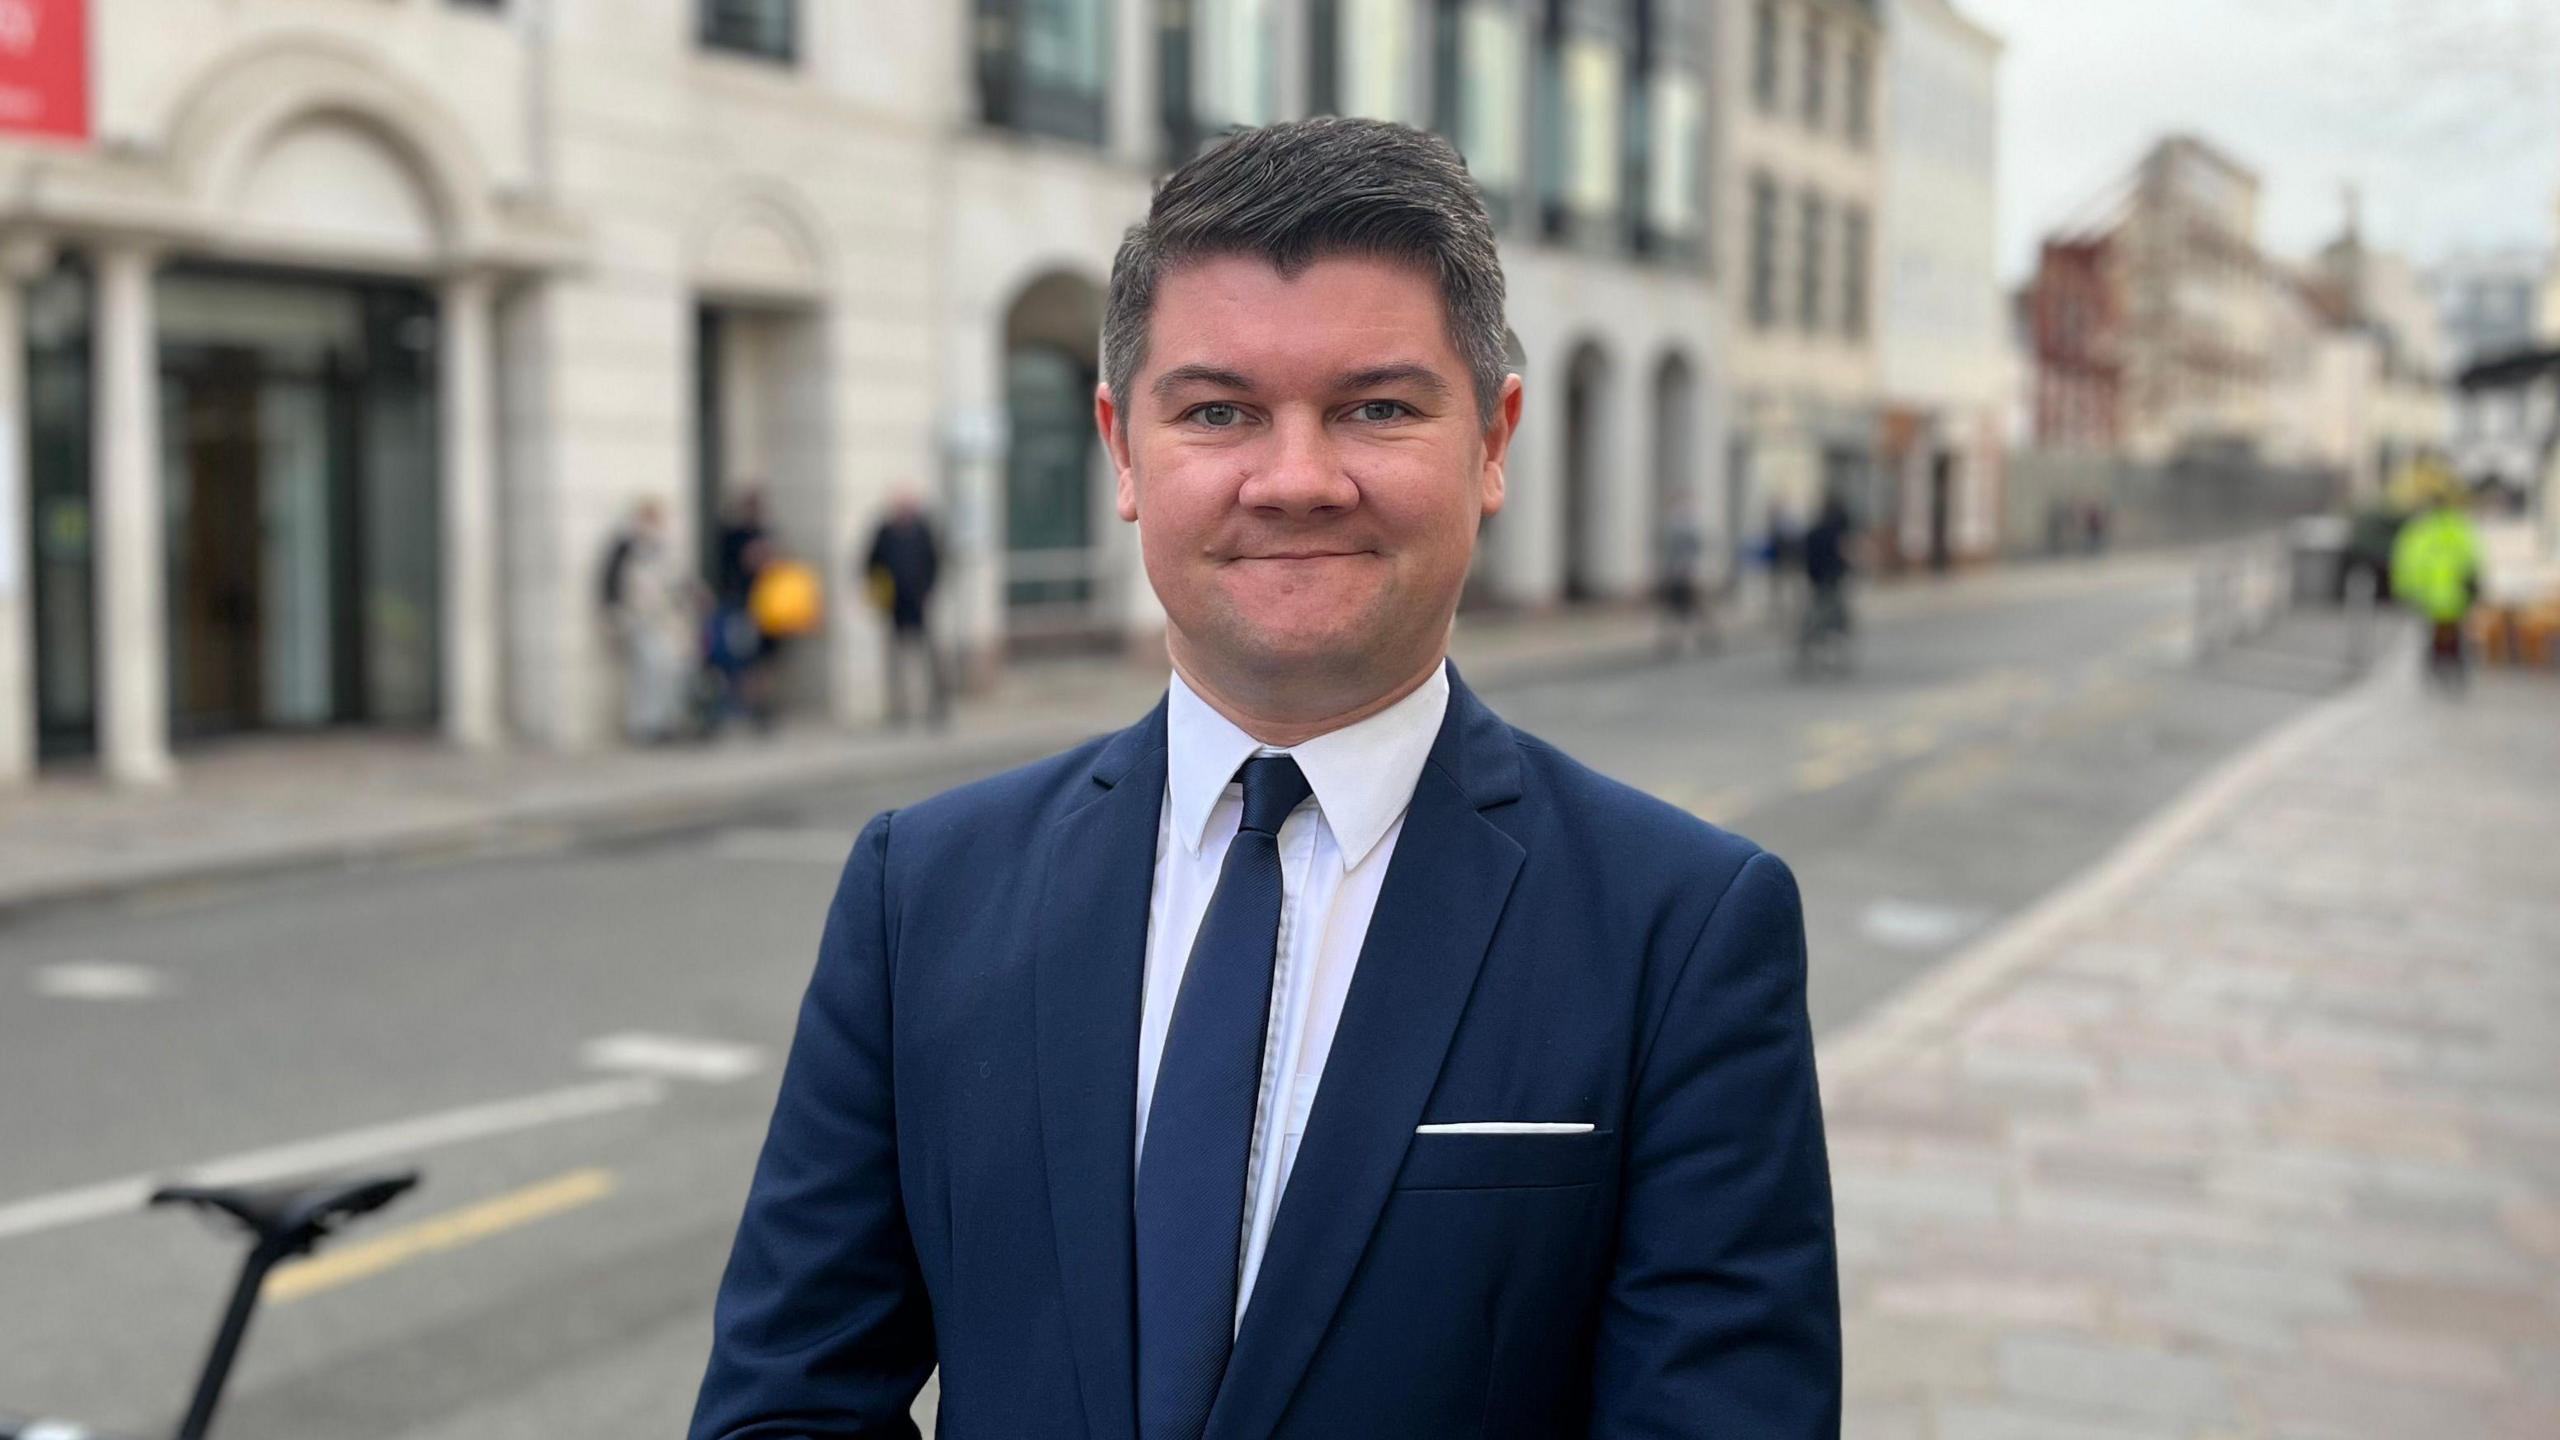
[1151,364,1255,400]
[1337,363,1454,400]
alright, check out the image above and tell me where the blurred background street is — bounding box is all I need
[0,551,2368,1435]
[2,1,2557,1437]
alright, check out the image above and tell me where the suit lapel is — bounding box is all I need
[1203,671,1527,1440]
[1033,702,1167,1440]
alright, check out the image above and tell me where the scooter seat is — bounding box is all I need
[149,1171,418,1251]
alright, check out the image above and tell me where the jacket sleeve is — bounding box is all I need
[689,812,936,1439]
[1588,850,1841,1438]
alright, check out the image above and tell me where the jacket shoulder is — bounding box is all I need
[883,731,1125,862]
[1504,725,1770,892]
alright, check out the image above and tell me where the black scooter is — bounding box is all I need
[2,1171,419,1440]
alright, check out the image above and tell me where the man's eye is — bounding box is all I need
[1190,403,1242,427]
[1354,401,1411,422]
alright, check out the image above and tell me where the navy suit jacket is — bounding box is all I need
[690,667,1839,1438]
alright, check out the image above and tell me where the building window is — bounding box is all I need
[1846,35,1871,146]
[1165,0,1283,160]
[1319,0,1423,123]
[1799,11,1825,129]
[978,0,1111,144]
[1751,0,1780,113]
[1634,8,1704,264]
[1843,204,1870,338]
[1203,0,1282,128]
[1798,190,1826,330]
[1201,0,1283,129]
[1536,2,1627,245]
[701,0,795,63]
[1641,79,1706,256]
[1434,1,1526,222]
[1748,172,1779,329]
[25,258,96,759]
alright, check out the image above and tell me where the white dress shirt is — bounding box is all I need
[1134,661,1451,1328]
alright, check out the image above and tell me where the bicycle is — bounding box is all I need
[1793,581,1857,677]
[2,1170,419,1440]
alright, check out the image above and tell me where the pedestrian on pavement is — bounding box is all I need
[2390,464,2484,693]
[690,117,1838,1440]
[703,488,791,736]
[862,490,950,728]
[1762,499,1805,633]
[713,487,771,611]
[1797,493,1855,674]
[1656,486,1720,658]
[601,498,695,744]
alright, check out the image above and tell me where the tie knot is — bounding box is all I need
[1235,755,1312,837]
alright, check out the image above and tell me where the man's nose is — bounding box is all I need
[1238,412,1360,518]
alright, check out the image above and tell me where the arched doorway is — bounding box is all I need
[1562,340,1611,601]
[1653,351,1698,586]
[1000,273,1108,644]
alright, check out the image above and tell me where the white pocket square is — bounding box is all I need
[1413,1121,1596,1135]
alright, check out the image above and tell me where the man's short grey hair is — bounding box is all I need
[1102,117,1511,433]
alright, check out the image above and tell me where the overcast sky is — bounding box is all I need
[1956,0,2560,282]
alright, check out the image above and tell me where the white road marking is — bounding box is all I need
[708,826,853,865]
[580,1031,767,1084]
[0,1076,666,1243]
[1859,899,1991,951]
[31,961,170,1001]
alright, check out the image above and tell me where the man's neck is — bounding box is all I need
[1169,650,1445,750]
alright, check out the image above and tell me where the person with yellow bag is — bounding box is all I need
[704,488,822,736]
[751,552,825,639]
[2388,460,2484,693]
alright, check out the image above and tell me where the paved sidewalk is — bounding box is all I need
[1822,663,2560,1438]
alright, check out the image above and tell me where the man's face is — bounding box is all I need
[1098,253,1523,697]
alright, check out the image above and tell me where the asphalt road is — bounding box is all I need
[0,557,2352,1437]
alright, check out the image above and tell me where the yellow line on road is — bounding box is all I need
[264,1168,616,1304]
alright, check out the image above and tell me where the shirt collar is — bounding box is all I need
[1165,661,1451,871]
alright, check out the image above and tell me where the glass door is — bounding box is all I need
[158,267,439,739]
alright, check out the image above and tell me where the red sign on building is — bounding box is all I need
[0,0,87,143]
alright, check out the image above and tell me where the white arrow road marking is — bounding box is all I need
[0,1076,666,1243]
[580,1031,767,1084]
[32,961,170,1001]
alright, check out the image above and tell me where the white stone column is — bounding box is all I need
[440,270,502,750]
[94,242,171,787]
[1108,0,1161,170]
[0,243,35,785]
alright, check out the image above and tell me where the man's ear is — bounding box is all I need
[1097,383,1140,522]
[1478,373,1525,518]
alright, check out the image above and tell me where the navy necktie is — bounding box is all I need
[1136,754,1314,1440]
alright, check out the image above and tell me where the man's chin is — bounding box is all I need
[1214,618,1385,680]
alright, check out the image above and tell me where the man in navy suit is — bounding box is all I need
[690,117,1839,1440]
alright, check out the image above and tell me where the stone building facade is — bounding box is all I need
[1876,0,2001,568]
[1,0,1729,783]
[1715,0,1886,546]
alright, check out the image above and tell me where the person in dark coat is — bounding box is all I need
[706,487,784,735]
[863,491,949,727]
[1797,494,1854,672]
